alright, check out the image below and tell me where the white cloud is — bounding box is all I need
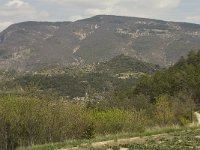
[44,0,182,20]
[6,0,25,8]
[0,0,49,31]
[45,0,181,9]
[0,0,49,19]
[45,0,118,8]
[154,0,181,9]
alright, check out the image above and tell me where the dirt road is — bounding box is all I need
[58,134,168,150]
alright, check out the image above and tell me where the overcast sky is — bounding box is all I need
[0,0,200,31]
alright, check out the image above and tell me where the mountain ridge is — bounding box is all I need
[0,15,200,72]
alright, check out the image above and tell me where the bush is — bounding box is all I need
[82,123,95,139]
[91,109,124,134]
[154,95,175,125]
[123,109,149,132]
[0,95,91,149]
[90,108,149,135]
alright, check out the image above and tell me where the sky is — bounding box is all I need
[0,0,200,31]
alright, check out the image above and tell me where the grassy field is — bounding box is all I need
[18,126,200,150]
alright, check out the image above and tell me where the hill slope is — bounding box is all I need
[135,50,200,103]
[1,55,159,98]
[96,54,160,74]
[0,15,200,71]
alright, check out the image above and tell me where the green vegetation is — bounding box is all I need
[0,90,197,149]
[0,95,150,150]
[135,50,200,103]
[96,54,160,74]
[0,51,200,149]
[0,55,158,98]
[0,95,91,149]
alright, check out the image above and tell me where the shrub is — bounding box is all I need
[123,109,149,132]
[90,108,149,135]
[0,95,90,149]
[91,109,124,134]
[154,95,175,125]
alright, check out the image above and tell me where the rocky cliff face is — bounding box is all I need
[0,15,200,72]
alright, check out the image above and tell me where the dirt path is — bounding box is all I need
[58,133,168,150]
[58,112,200,150]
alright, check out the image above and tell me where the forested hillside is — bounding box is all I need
[134,50,200,103]
[0,55,159,98]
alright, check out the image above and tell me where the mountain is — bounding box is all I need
[0,15,200,71]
